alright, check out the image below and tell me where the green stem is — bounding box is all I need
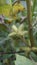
[26,0,35,47]
[20,47,37,52]
[20,36,31,47]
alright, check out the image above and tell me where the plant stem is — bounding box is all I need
[0,47,37,54]
[20,47,37,52]
[26,0,35,47]
[20,36,31,47]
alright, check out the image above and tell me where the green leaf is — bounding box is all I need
[3,54,12,60]
[15,54,35,65]
[0,24,9,45]
[30,52,37,62]
[0,62,2,65]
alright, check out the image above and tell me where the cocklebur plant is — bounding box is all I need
[8,24,28,37]
[8,24,31,47]
[0,0,37,65]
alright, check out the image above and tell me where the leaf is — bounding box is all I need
[12,25,18,32]
[0,62,2,65]
[15,54,35,65]
[30,52,37,62]
[32,0,37,13]
[0,4,12,17]
[19,24,24,31]
[3,54,12,60]
[0,24,9,45]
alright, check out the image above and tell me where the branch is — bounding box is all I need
[0,47,37,54]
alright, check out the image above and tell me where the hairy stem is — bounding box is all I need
[26,0,35,47]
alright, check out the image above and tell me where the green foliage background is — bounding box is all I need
[0,0,37,65]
